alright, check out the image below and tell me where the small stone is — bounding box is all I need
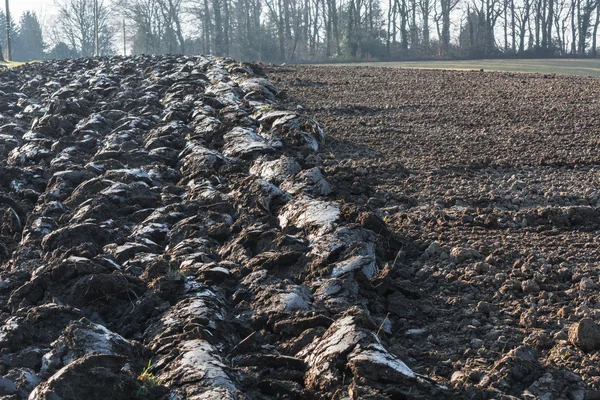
[479,374,492,387]
[510,180,526,191]
[521,279,540,294]
[476,301,491,313]
[0,378,16,395]
[405,328,427,336]
[519,309,538,328]
[568,318,600,352]
[520,309,539,328]
[580,277,596,290]
[553,329,568,341]
[575,304,591,318]
[473,262,490,274]
[450,371,465,382]
[422,241,442,260]
[485,329,503,340]
[450,247,481,263]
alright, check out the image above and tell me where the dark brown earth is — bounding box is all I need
[0,56,599,400]
[0,56,448,400]
[269,65,600,399]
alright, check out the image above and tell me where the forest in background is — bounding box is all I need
[5,0,600,63]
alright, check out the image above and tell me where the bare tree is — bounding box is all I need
[515,0,533,51]
[119,0,184,54]
[39,0,600,62]
[54,0,113,56]
[419,0,434,45]
[553,0,570,53]
[161,0,186,53]
[471,0,505,54]
[434,0,460,54]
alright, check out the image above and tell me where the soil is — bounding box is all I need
[0,56,599,400]
[268,64,600,399]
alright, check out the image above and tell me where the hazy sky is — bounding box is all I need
[9,0,54,22]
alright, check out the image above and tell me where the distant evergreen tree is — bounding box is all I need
[47,42,78,59]
[13,11,45,61]
[0,10,18,60]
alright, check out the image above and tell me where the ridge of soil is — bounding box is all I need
[0,55,448,400]
[270,64,600,399]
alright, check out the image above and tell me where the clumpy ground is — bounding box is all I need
[270,64,600,399]
[0,56,599,400]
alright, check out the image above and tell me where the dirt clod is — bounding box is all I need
[569,318,600,352]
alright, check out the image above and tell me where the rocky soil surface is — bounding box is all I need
[0,56,598,400]
[0,55,444,400]
[268,64,600,399]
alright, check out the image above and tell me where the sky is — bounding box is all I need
[9,0,54,22]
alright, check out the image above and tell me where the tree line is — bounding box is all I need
[0,10,45,61]
[6,0,600,62]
